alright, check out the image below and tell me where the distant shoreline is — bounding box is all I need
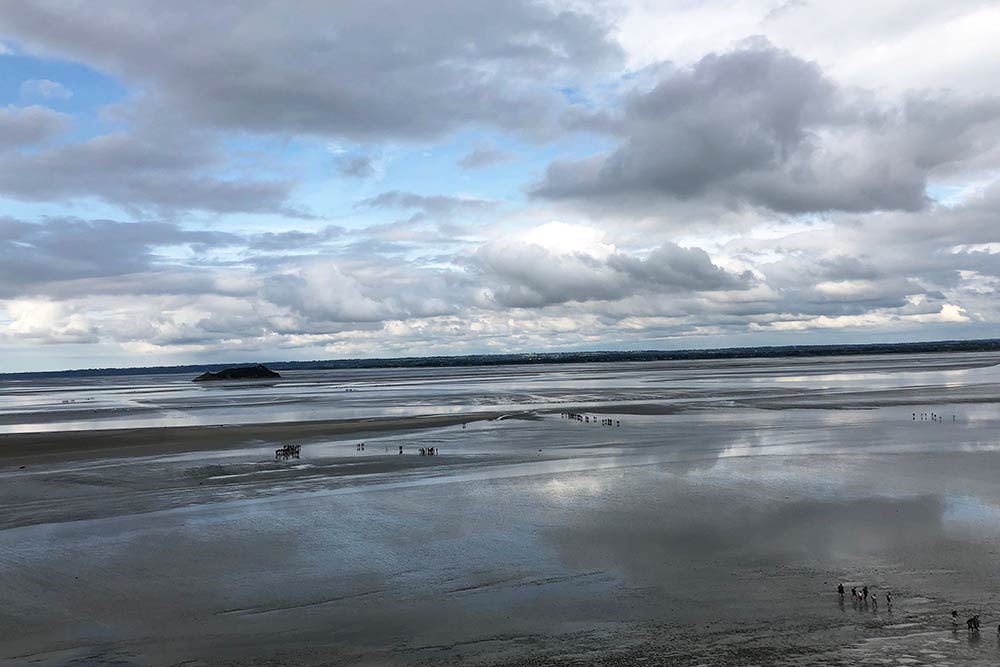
[3,337,1000,379]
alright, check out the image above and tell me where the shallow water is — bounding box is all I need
[3,352,1000,665]
[2,352,1000,434]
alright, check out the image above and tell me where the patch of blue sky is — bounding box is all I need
[297,127,614,214]
[214,124,616,235]
[0,51,129,141]
[926,184,961,204]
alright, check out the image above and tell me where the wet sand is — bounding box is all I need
[3,354,1000,666]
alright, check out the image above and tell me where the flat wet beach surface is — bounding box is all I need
[3,353,1000,665]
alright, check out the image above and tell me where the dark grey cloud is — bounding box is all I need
[0,217,239,297]
[0,104,69,149]
[534,40,1000,214]
[358,191,493,218]
[247,226,345,252]
[0,132,300,215]
[458,146,515,170]
[0,1,623,142]
[335,154,377,178]
[475,241,751,308]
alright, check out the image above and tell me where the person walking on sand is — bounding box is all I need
[838,583,844,598]
[862,586,868,605]
[886,591,892,610]
[953,611,959,630]
[851,587,858,604]
[399,445,403,455]
[871,592,878,611]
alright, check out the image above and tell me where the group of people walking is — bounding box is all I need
[951,611,999,634]
[840,583,996,634]
[561,412,620,427]
[838,583,891,611]
[913,412,955,422]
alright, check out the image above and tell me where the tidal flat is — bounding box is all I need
[3,353,1000,666]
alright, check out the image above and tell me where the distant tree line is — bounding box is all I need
[3,338,1000,380]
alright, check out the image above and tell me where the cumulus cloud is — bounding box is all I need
[0,132,300,215]
[0,217,238,297]
[458,146,515,170]
[0,104,69,149]
[474,222,751,307]
[535,40,1000,214]
[19,78,72,100]
[358,191,494,218]
[0,1,622,142]
[335,154,377,178]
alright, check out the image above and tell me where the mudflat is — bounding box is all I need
[3,353,1000,666]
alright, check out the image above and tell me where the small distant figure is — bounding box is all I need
[361,442,365,451]
[462,422,466,429]
[398,445,403,455]
[968,614,981,632]
[953,610,960,630]
[851,587,858,603]
[886,591,892,610]
[953,415,956,422]
[837,583,844,598]
[862,586,868,604]
[871,593,878,611]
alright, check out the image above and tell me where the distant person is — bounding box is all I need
[862,586,868,604]
[399,445,403,455]
[851,587,857,603]
[871,593,877,611]
[886,591,892,610]
[838,583,844,597]
[953,611,960,630]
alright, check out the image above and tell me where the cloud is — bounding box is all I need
[534,40,1000,214]
[247,226,344,252]
[0,1,623,142]
[0,217,239,298]
[0,132,301,215]
[475,222,751,308]
[335,154,377,178]
[4,299,99,344]
[358,191,493,218]
[0,104,69,149]
[458,146,515,170]
[19,78,72,100]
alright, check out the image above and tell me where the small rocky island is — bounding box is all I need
[193,364,282,382]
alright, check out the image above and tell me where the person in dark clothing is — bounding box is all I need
[837,583,844,597]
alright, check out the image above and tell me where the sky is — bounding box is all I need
[1,0,999,372]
